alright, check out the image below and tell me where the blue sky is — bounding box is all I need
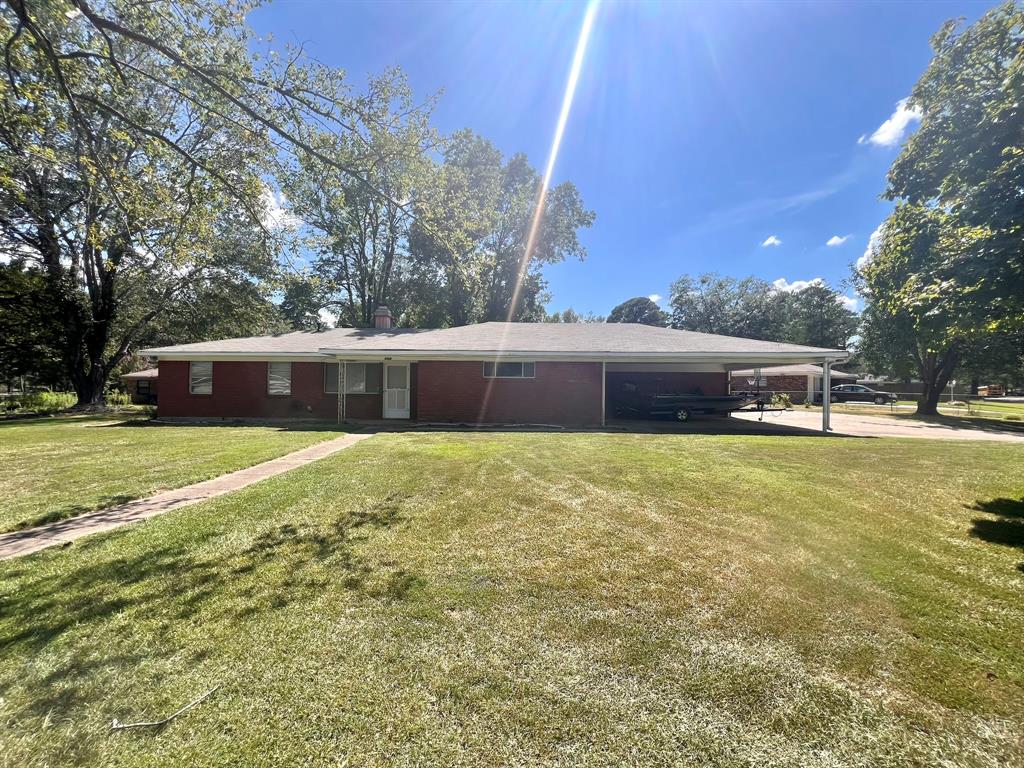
[249,0,989,316]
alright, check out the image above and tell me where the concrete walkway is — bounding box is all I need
[0,432,374,561]
[732,409,1024,442]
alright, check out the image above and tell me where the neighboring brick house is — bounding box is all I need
[730,364,857,403]
[120,368,159,404]
[143,308,848,428]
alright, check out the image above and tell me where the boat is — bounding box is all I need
[613,390,766,421]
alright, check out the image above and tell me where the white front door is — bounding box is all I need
[383,363,411,419]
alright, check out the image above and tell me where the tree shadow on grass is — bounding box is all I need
[10,494,139,532]
[890,411,1024,435]
[100,418,346,433]
[0,493,419,736]
[968,496,1024,573]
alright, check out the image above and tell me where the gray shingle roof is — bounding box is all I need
[143,322,846,361]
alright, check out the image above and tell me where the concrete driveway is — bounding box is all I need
[731,409,1024,442]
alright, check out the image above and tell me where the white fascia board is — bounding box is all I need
[147,348,849,365]
[318,348,849,364]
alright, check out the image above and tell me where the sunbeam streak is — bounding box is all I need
[506,0,599,323]
[476,0,598,425]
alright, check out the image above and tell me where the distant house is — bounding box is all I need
[142,307,848,428]
[730,363,857,404]
[120,368,159,404]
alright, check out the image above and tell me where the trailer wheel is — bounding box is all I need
[675,408,691,422]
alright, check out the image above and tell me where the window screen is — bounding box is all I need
[482,361,535,378]
[324,363,383,394]
[189,361,212,395]
[268,362,292,395]
[324,363,339,393]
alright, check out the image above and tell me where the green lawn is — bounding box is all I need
[817,399,1024,422]
[1,431,1022,766]
[0,415,346,532]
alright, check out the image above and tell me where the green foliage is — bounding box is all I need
[607,297,668,326]
[782,283,858,349]
[670,274,789,340]
[280,70,437,328]
[859,3,1024,413]
[546,307,605,323]
[669,273,856,348]
[2,391,76,415]
[103,391,132,407]
[405,130,595,326]
[0,262,64,387]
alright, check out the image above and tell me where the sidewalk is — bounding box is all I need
[0,432,374,561]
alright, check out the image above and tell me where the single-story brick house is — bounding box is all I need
[730,364,857,404]
[142,307,848,430]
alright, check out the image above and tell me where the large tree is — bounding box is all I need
[0,0,405,404]
[668,274,788,340]
[782,282,858,349]
[858,3,1024,414]
[407,130,594,326]
[280,70,437,328]
[607,296,667,326]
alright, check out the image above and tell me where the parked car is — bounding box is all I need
[815,384,898,405]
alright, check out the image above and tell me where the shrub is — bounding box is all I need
[104,391,132,407]
[770,392,793,410]
[10,391,77,414]
[1005,415,1022,422]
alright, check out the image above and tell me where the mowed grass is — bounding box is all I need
[0,416,346,532]
[819,399,1024,422]
[1,432,1022,767]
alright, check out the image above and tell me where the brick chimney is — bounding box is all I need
[372,305,393,329]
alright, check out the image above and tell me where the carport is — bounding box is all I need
[602,353,846,433]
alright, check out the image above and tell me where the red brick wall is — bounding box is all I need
[416,361,602,425]
[157,360,380,420]
[730,374,810,402]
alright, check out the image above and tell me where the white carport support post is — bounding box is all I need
[821,359,831,433]
[601,361,606,427]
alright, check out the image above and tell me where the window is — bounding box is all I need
[324,362,382,394]
[268,362,292,395]
[189,362,213,395]
[482,361,535,379]
[325,363,339,394]
[137,380,151,395]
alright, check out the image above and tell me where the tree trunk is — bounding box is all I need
[71,362,108,406]
[915,347,960,416]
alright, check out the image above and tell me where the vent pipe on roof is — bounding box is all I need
[373,306,393,329]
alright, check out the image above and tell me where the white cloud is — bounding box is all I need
[772,277,824,293]
[826,234,850,247]
[260,184,300,231]
[774,277,860,313]
[857,223,885,271]
[647,294,662,304]
[761,235,782,247]
[858,98,922,147]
